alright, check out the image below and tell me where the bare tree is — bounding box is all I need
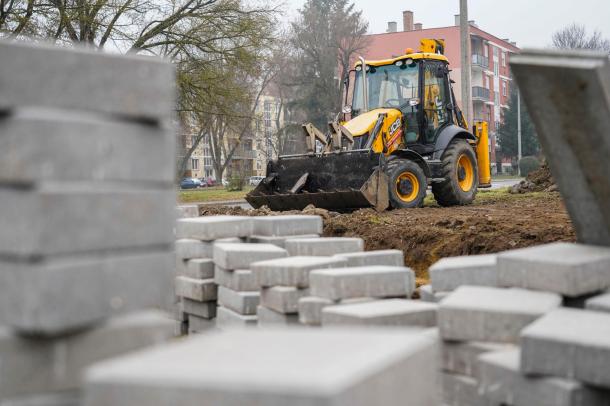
[552,23,610,53]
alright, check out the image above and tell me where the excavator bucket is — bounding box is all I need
[245,150,389,212]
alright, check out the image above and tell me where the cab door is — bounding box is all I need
[421,61,452,144]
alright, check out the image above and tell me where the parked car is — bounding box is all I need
[197,178,209,187]
[202,177,216,187]
[221,179,229,187]
[180,178,202,189]
[248,176,265,186]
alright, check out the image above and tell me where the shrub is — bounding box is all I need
[519,156,541,177]
[226,175,245,191]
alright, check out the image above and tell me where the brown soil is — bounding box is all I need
[200,192,575,285]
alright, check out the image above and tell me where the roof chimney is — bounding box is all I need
[403,10,414,31]
[414,23,423,30]
[454,14,460,26]
[468,20,477,28]
[387,21,397,33]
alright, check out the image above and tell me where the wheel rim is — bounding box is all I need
[457,154,474,192]
[395,171,419,202]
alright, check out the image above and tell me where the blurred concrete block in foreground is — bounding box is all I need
[0,311,173,400]
[84,328,440,406]
[0,41,174,121]
[511,49,610,246]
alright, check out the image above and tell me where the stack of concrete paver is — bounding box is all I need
[471,242,610,406]
[428,241,610,406]
[84,327,441,406]
[251,256,347,326]
[174,216,254,333]
[297,250,410,326]
[248,215,322,247]
[311,265,417,327]
[0,41,176,404]
[421,253,498,303]
[214,242,288,327]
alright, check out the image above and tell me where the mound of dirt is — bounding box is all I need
[199,193,575,284]
[510,163,558,194]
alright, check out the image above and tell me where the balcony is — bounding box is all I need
[232,148,256,159]
[472,86,490,102]
[471,54,489,69]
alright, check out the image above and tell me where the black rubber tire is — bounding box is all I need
[387,159,428,209]
[432,139,479,206]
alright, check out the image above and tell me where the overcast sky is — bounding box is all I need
[282,0,610,48]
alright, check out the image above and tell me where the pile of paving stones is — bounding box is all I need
[0,41,176,404]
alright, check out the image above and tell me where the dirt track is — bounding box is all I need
[200,191,575,284]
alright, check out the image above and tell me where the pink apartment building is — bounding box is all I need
[361,11,520,166]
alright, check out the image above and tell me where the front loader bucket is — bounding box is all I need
[246,150,389,212]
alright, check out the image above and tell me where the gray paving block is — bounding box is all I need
[419,285,450,303]
[0,391,81,406]
[176,216,252,241]
[0,41,174,121]
[213,243,287,270]
[429,254,498,292]
[174,277,217,302]
[321,299,437,327]
[298,297,375,326]
[520,307,610,387]
[478,348,610,406]
[248,234,320,248]
[0,251,174,335]
[218,286,260,315]
[441,372,487,406]
[309,266,415,301]
[183,259,214,279]
[176,205,199,218]
[84,328,440,406]
[438,286,561,343]
[511,49,610,245]
[0,187,174,258]
[251,215,323,236]
[497,242,610,297]
[257,305,299,327]
[215,306,257,328]
[442,341,514,377]
[334,249,404,267]
[298,296,335,326]
[0,310,173,399]
[187,314,216,334]
[285,237,364,256]
[175,239,213,260]
[260,286,309,314]
[585,291,610,313]
[251,256,347,288]
[0,111,174,185]
[182,298,216,319]
[214,267,258,292]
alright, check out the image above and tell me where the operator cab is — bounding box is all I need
[345,39,459,154]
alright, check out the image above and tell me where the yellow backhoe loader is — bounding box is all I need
[246,39,491,211]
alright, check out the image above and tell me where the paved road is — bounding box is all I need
[179,179,522,211]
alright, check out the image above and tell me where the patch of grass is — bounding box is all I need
[422,187,547,207]
[178,186,254,203]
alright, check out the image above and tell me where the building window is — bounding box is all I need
[493,46,498,58]
[191,158,199,170]
[191,136,197,147]
[502,81,507,97]
[494,63,499,77]
[484,45,489,57]
[501,52,506,67]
